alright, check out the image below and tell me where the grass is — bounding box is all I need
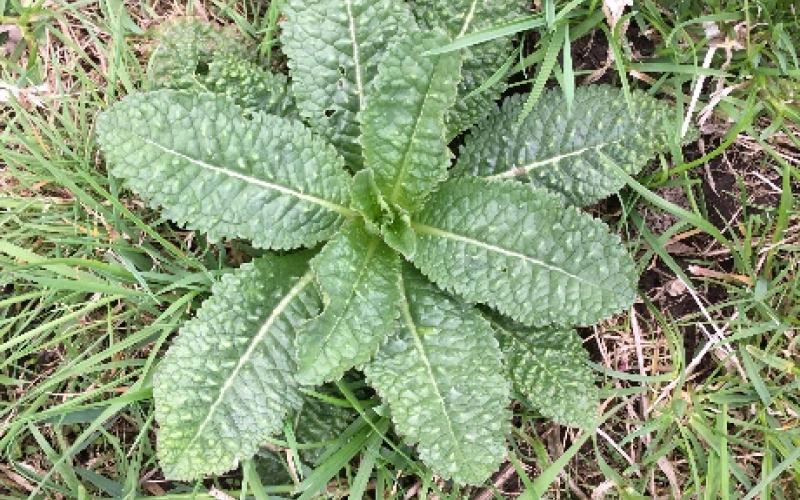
[1,0,798,498]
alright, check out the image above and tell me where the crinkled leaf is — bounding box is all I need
[381,206,416,257]
[409,178,636,327]
[153,253,321,480]
[350,169,392,234]
[148,18,246,89]
[410,0,529,136]
[296,221,401,385]
[365,267,510,485]
[490,316,600,428]
[203,56,296,117]
[96,90,354,250]
[281,0,415,167]
[350,169,417,257]
[454,85,683,206]
[360,31,461,213]
[148,20,294,118]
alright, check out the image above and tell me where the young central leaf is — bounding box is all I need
[281,0,416,168]
[295,220,401,385]
[95,90,354,250]
[153,253,321,480]
[365,267,510,485]
[360,31,461,213]
[409,177,637,327]
[350,170,417,257]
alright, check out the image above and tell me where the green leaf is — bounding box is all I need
[490,317,600,428]
[360,31,461,213]
[364,267,510,485]
[296,221,401,385]
[153,253,321,480]
[203,56,296,117]
[147,20,295,118]
[349,169,417,257]
[380,206,417,258]
[148,18,246,90]
[281,0,416,168]
[96,90,355,250]
[454,85,681,206]
[409,177,636,327]
[410,0,530,136]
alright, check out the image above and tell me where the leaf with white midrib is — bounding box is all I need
[484,141,621,180]
[455,85,684,206]
[360,31,461,213]
[96,90,354,250]
[365,267,510,485]
[153,254,321,480]
[295,221,401,385]
[182,272,314,450]
[489,316,600,428]
[409,177,637,327]
[139,137,353,215]
[281,0,416,168]
[410,221,604,289]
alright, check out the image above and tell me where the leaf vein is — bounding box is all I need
[140,137,357,217]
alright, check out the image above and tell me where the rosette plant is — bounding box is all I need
[95,0,680,486]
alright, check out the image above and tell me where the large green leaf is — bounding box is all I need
[364,267,510,485]
[281,0,416,168]
[410,0,529,136]
[454,85,680,206]
[360,32,461,213]
[409,178,636,327]
[153,253,321,480]
[296,221,401,385]
[96,90,354,250]
[490,316,600,428]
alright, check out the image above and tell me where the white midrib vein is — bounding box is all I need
[398,275,466,468]
[344,0,365,111]
[458,0,479,36]
[389,61,439,204]
[179,272,314,456]
[411,222,600,288]
[484,141,620,180]
[141,138,357,217]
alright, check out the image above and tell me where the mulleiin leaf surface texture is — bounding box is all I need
[147,18,245,89]
[360,31,461,214]
[454,85,682,206]
[489,316,600,428]
[147,20,296,116]
[281,0,416,168]
[153,253,321,480]
[409,177,637,327]
[203,56,296,117]
[95,90,353,250]
[365,267,510,485]
[295,221,401,385]
[410,0,529,136]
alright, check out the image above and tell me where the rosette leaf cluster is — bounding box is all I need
[96,2,680,485]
